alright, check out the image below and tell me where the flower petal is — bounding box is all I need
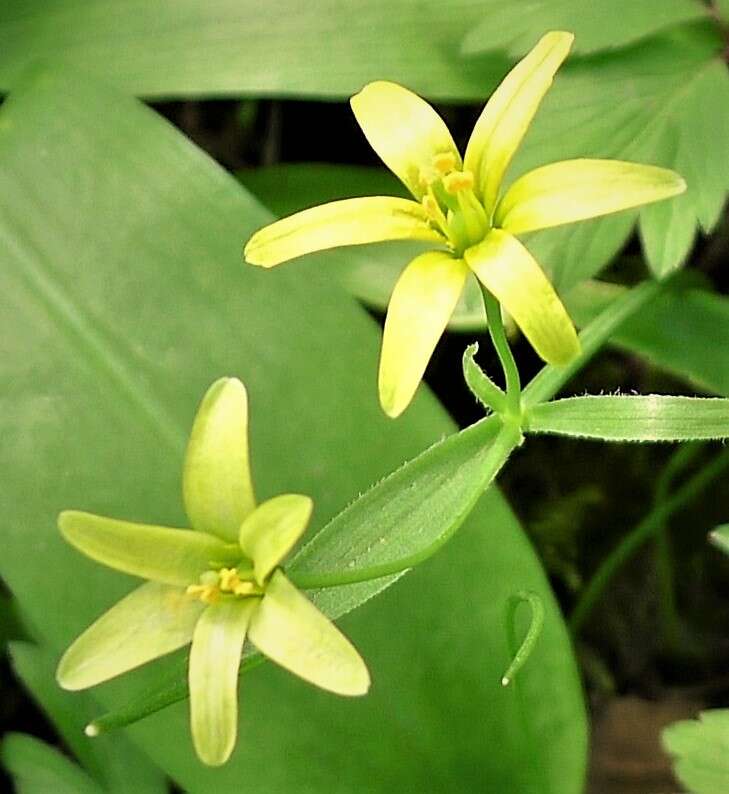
[57,582,201,690]
[495,158,687,234]
[58,511,239,586]
[244,196,442,267]
[350,81,462,200]
[238,494,313,585]
[463,31,573,214]
[379,251,469,418]
[465,230,579,366]
[188,599,257,766]
[183,377,256,542]
[249,571,370,696]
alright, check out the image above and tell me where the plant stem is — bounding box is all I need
[570,445,729,634]
[481,284,521,417]
[523,277,667,408]
[290,420,523,591]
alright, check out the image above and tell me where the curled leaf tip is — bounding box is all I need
[84,723,100,738]
[501,590,545,687]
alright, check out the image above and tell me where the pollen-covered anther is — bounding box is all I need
[218,567,241,592]
[443,170,475,195]
[185,583,220,604]
[432,152,457,175]
[422,194,441,221]
[232,581,257,596]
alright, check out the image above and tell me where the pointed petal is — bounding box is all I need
[379,251,468,418]
[238,494,313,585]
[464,31,573,214]
[249,571,370,696]
[188,599,257,766]
[244,196,442,267]
[465,230,579,366]
[496,158,687,235]
[57,582,201,690]
[58,511,239,586]
[183,377,256,542]
[350,81,462,200]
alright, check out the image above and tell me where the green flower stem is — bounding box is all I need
[290,420,523,591]
[570,445,729,635]
[481,284,521,418]
[653,442,703,651]
[523,276,668,409]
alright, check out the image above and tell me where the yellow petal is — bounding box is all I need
[188,599,257,766]
[244,196,442,267]
[379,251,468,418]
[249,571,370,696]
[495,158,687,234]
[463,31,573,214]
[350,81,461,200]
[238,494,313,585]
[183,378,256,542]
[57,582,202,690]
[465,230,579,366]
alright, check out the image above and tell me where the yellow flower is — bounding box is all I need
[244,31,685,418]
[56,378,369,766]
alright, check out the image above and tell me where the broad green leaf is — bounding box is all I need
[662,709,729,794]
[249,571,369,696]
[462,0,708,56]
[238,494,313,585]
[507,23,729,286]
[718,0,729,23]
[58,511,239,586]
[189,599,256,766]
[1,733,103,794]
[0,1,510,100]
[527,395,729,442]
[709,525,729,558]
[0,68,585,793]
[10,642,167,794]
[57,582,203,690]
[183,377,256,541]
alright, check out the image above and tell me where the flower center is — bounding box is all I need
[419,154,490,256]
[186,566,263,604]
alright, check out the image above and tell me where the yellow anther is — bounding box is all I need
[233,581,257,596]
[218,567,241,592]
[422,194,440,221]
[433,152,457,175]
[443,170,475,195]
[418,165,439,187]
[185,583,221,604]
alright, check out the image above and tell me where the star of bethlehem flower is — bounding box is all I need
[56,377,370,767]
[244,31,686,418]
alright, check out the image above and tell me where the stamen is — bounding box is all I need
[418,165,439,188]
[421,190,450,241]
[443,170,475,195]
[233,581,257,596]
[433,152,457,175]
[185,583,221,604]
[218,567,241,592]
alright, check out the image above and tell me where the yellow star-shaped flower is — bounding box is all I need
[56,378,369,767]
[244,31,685,418]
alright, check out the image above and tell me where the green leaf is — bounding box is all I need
[1,733,103,794]
[527,395,729,442]
[662,709,729,794]
[0,68,585,792]
[461,0,708,56]
[0,1,510,100]
[508,23,729,286]
[10,642,167,794]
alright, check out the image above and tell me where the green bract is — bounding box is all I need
[56,378,370,767]
[244,30,685,419]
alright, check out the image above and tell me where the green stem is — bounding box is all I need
[481,285,521,417]
[653,442,704,650]
[570,445,729,634]
[523,277,667,408]
[290,421,523,591]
